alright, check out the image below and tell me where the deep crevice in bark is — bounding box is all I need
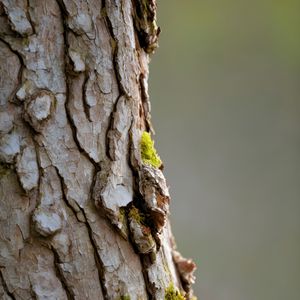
[131,0,160,54]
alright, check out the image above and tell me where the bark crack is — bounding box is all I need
[82,71,93,123]
[0,36,25,103]
[102,0,128,98]
[78,207,109,300]
[28,279,38,300]
[25,0,36,35]
[55,0,99,168]
[105,93,123,161]
[64,84,99,167]
[54,166,108,300]
[78,167,108,299]
[51,247,75,300]
[0,269,16,300]
[138,73,152,133]
[54,165,82,222]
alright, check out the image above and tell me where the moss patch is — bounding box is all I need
[140,131,162,168]
[165,283,185,300]
[0,162,10,178]
[118,207,126,224]
[128,206,145,224]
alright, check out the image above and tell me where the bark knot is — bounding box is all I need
[24,90,54,131]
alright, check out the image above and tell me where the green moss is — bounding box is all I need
[116,207,129,239]
[128,206,145,224]
[165,283,185,300]
[120,295,130,300]
[0,163,10,178]
[22,37,30,47]
[118,207,126,224]
[140,131,162,168]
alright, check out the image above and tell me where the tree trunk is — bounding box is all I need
[0,1,196,299]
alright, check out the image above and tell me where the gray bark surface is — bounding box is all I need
[0,1,196,299]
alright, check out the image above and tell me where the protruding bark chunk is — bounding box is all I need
[128,206,156,254]
[0,112,13,137]
[139,165,170,232]
[133,0,160,53]
[25,91,54,130]
[2,0,33,36]
[0,130,21,163]
[173,250,197,298]
[16,145,39,191]
[32,207,63,237]
[0,40,21,106]
[68,49,85,72]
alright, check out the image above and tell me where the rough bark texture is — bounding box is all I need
[0,1,196,299]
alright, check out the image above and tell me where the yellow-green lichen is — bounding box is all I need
[140,131,162,168]
[128,206,145,224]
[120,295,130,300]
[165,283,185,300]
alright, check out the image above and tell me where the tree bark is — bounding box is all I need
[0,1,196,299]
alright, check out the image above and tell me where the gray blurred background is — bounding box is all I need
[149,1,300,299]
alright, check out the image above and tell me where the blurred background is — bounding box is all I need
[149,1,300,299]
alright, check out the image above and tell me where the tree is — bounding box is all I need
[0,0,196,299]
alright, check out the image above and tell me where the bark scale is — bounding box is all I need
[0,1,196,299]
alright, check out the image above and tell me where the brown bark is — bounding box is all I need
[0,1,196,299]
